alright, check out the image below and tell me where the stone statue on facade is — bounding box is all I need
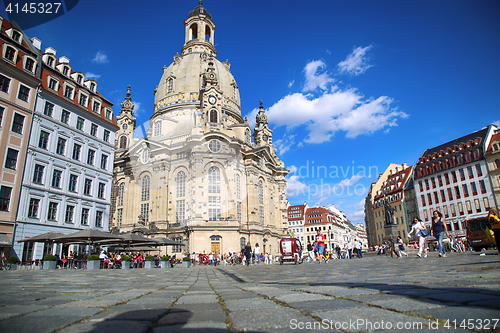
[384,200,395,225]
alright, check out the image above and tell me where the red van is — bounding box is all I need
[466,216,494,251]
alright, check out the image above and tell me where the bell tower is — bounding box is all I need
[182,1,217,56]
[115,86,136,150]
[253,101,273,147]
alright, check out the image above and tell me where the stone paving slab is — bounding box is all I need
[371,298,448,312]
[157,309,226,325]
[229,307,311,331]
[287,299,367,313]
[154,322,230,333]
[224,298,282,311]
[58,320,151,333]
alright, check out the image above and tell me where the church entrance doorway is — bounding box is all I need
[210,235,221,253]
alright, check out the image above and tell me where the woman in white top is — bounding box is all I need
[254,243,260,264]
[408,217,428,258]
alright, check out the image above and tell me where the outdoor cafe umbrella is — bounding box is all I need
[152,238,185,246]
[52,229,123,250]
[97,233,159,252]
[17,231,65,243]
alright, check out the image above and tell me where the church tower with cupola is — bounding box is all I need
[111,1,290,256]
[115,86,136,150]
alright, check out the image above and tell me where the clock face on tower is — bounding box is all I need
[208,95,217,105]
[262,134,268,142]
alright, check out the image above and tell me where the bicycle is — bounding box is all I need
[0,258,11,270]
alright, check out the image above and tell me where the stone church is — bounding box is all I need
[110,2,290,255]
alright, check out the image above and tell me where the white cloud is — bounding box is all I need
[338,45,373,76]
[133,101,145,115]
[92,51,109,64]
[288,80,294,88]
[273,134,295,155]
[286,175,309,197]
[493,120,500,127]
[266,89,407,143]
[84,72,101,80]
[303,60,335,92]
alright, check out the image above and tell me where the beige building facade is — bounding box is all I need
[110,3,289,256]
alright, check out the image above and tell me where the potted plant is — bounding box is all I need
[120,255,131,269]
[43,254,56,269]
[160,255,170,268]
[7,256,18,270]
[182,256,191,268]
[144,255,155,268]
[87,254,101,269]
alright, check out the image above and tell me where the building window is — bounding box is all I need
[118,183,124,206]
[236,174,241,199]
[483,197,490,210]
[471,182,478,195]
[237,202,241,224]
[56,138,66,155]
[450,203,456,217]
[32,164,45,184]
[176,199,185,224]
[173,237,182,253]
[46,57,54,67]
[79,94,87,107]
[209,109,218,123]
[454,186,461,199]
[462,184,469,197]
[98,183,105,199]
[65,205,74,223]
[72,143,81,160]
[84,178,92,195]
[167,78,173,93]
[62,66,69,76]
[4,46,15,61]
[92,101,100,113]
[76,117,84,131]
[208,166,220,193]
[51,170,62,188]
[5,148,18,170]
[208,140,221,153]
[447,188,453,200]
[458,202,464,215]
[479,180,486,194]
[474,198,482,213]
[154,121,162,136]
[259,180,264,204]
[17,85,30,102]
[38,130,49,149]
[140,203,149,224]
[142,176,150,201]
[176,171,186,197]
[11,113,24,134]
[95,211,103,228]
[208,196,220,221]
[43,102,54,117]
[100,154,108,170]
[119,136,127,149]
[90,123,98,136]
[444,173,450,184]
[64,86,74,99]
[0,186,12,211]
[465,200,472,214]
[245,129,251,144]
[48,78,57,91]
[116,208,123,228]
[24,58,35,72]
[105,109,112,120]
[47,202,58,220]
[60,110,70,124]
[103,130,110,142]
[68,174,77,192]
[81,208,89,225]
[0,74,11,93]
[259,206,264,225]
[28,198,40,218]
[87,149,95,165]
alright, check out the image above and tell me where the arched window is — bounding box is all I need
[493,143,499,151]
[495,159,500,169]
[119,136,127,149]
[258,180,264,205]
[240,237,246,249]
[154,121,162,136]
[208,166,220,193]
[209,109,218,123]
[245,129,251,145]
[190,23,198,40]
[141,175,150,201]
[236,174,241,200]
[167,78,173,93]
[118,183,124,206]
[205,26,211,41]
[176,171,186,197]
[142,149,150,163]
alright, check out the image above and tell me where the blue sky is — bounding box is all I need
[8,0,500,224]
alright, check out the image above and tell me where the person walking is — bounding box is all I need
[254,243,261,264]
[244,242,252,266]
[397,236,408,257]
[355,239,362,258]
[315,229,326,264]
[488,207,500,254]
[431,211,450,258]
[388,236,401,258]
[408,217,428,258]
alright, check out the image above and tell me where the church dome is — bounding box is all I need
[188,2,211,21]
[154,52,241,115]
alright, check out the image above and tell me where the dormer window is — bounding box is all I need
[4,46,16,62]
[48,77,58,91]
[63,66,69,76]
[105,108,112,120]
[46,57,54,67]
[24,57,35,73]
[11,31,21,43]
[90,82,95,92]
[77,75,83,84]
